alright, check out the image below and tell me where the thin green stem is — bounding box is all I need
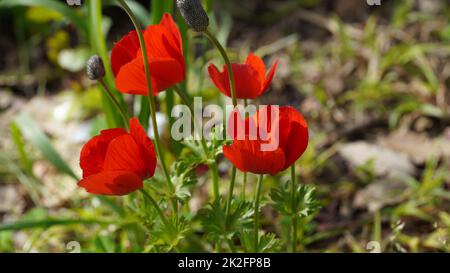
[99,79,129,130]
[117,0,176,215]
[173,85,220,199]
[291,165,298,252]
[203,29,238,107]
[254,174,264,252]
[203,27,238,225]
[140,189,170,230]
[242,172,247,199]
[225,167,236,224]
[209,161,220,199]
[203,28,240,252]
[173,85,192,105]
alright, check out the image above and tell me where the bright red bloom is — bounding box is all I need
[223,106,308,175]
[208,53,278,99]
[111,13,185,96]
[78,118,156,195]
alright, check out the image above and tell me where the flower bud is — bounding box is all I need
[176,0,209,32]
[86,55,105,80]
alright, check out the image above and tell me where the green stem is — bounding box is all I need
[254,174,264,252]
[203,27,238,222]
[242,172,247,199]
[202,29,238,107]
[203,27,240,252]
[117,0,176,214]
[291,165,298,252]
[173,85,220,199]
[140,189,170,231]
[173,85,192,105]
[209,161,220,199]
[99,79,130,130]
[225,167,236,224]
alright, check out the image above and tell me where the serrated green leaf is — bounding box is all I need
[270,183,321,218]
[240,231,280,253]
[199,198,253,241]
[171,149,204,201]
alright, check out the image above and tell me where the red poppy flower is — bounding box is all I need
[223,106,308,175]
[78,118,157,195]
[208,53,278,99]
[111,13,185,96]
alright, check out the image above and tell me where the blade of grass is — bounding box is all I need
[0,218,111,232]
[14,113,79,180]
[10,122,33,174]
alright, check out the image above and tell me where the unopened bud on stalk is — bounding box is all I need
[86,55,105,80]
[176,0,209,32]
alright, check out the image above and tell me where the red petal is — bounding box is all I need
[209,63,262,99]
[129,117,157,178]
[208,64,229,96]
[79,128,127,178]
[111,30,140,77]
[246,53,266,88]
[116,56,185,95]
[149,58,185,94]
[226,109,258,140]
[223,140,286,175]
[160,13,183,54]
[262,59,279,93]
[278,107,308,169]
[103,134,147,177]
[115,57,148,95]
[144,15,185,72]
[78,171,142,196]
[232,64,262,99]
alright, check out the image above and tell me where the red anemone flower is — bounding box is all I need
[78,118,156,196]
[111,13,185,96]
[208,53,278,99]
[223,106,308,175]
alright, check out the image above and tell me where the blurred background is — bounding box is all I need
[0,0,449,252]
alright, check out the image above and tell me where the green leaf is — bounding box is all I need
[148,216,188,251]
[0,0,87,33]
[14,113,79,180]
[270,183,321,218]
[240,231,280,253]
[199,198,253,240]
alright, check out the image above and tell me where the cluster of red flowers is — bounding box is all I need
[78,14,309,196]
